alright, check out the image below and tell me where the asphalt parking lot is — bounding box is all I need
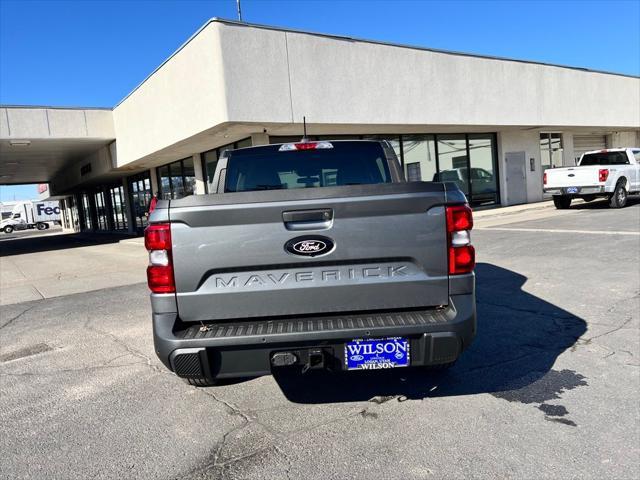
[1,199,639,480]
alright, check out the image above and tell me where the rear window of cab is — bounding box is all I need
[580,151,630,166]
[224,141,391,193]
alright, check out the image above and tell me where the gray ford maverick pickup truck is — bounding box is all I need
[146,140,476,385]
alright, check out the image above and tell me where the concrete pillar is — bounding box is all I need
[149,167,159,197]
[193,153,206,194]
[121,177,136,234]
[562,132,575,166]
[250,132,269,146]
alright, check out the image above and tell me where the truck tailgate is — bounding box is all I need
[546,167,599,187]
[169,183,450,322]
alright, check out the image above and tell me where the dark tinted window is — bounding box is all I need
[580,151,629,166]
[224,142,391,192]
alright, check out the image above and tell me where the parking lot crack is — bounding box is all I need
[83,317,168,375]
[0,305,36,330]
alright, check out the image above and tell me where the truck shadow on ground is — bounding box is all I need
[569,196,640,209]
[273,263,588,408]
[0,231,134,257]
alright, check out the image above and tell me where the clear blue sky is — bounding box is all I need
[1,0,639,200]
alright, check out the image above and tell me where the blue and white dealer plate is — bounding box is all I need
[345,337,410,370]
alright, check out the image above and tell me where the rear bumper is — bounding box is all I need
[153,293,476,380]
[544,186,608,195]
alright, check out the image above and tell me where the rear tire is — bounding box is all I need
[36,222,47,230]
[3,226,14,234]
[185,377,216,387]
[553,196,572,209]
[609,181,628,208]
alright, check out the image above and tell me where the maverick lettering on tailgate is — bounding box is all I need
[214,265,411,289]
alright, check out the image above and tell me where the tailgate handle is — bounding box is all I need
[282,209,333,231]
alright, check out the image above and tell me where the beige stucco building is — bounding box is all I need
[2,19,639,233]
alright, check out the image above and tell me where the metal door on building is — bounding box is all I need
[505,151,527,205]
[573,135,607,163]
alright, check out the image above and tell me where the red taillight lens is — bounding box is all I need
[448,245,475,275]
[147,265,175,294]
[543,172,547,185]
[278,141,334,151]
[599,169,609,182]
[144,223,175,294]
[145,223,171,250]
[295,142,319,150]
[446,204,473,233]
[446,204,475,275]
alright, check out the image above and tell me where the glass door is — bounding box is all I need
[109,185,128,231]
[128,172,152,231]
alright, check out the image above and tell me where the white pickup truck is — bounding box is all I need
[544,148,640,209]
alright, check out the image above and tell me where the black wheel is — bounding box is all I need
[553,196,572,209]
[581,195,596,203]
[185,377,216,387]
[36,223,47,230]
[609,181,628,208]
[3,225,14,234]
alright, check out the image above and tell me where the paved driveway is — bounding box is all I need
[1,200,638,479]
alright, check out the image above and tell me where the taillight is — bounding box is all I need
[543,172,547,185]
[144,223,175,293]
[599,169,609,182]
[278,141,333,151]
[446,205,475,275]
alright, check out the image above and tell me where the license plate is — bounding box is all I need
[345,337,410,370]
[566,187,579,194]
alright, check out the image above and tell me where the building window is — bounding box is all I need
[128,172,152,230]
[202,138,252,193]
[80,193,93,230]
[94,190,109,230]
[109,185,128,230]
[157,157,197,199]
[401,135,437,182]
[436,135,469,194]
[467,134,498,205]
[540,133,563,170]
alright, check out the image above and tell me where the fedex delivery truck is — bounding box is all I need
[0,201,61,234]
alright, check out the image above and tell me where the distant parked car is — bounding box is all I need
[544,148,640,209]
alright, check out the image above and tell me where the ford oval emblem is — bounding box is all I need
[285,236,335,257]
[568,174,575,177]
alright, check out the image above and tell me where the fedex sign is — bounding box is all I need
[37,204,60,216]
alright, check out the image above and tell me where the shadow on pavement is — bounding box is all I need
[569,196,640,210]
[0,231,138,257]
[273,263,587,405]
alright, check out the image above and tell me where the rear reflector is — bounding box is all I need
[278,141,333,151]
[599,169,609,182]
